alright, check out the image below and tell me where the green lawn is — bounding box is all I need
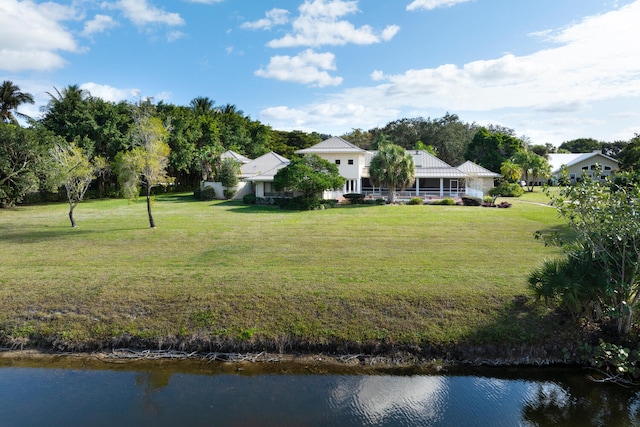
[0,189,573,353]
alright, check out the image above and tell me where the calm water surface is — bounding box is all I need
[0,357,638,426]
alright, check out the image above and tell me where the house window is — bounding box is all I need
[570,173,576,180]
[582,166,588,170]
[348,159,354,165]
[335,160,340,165]
[604,166,612,171]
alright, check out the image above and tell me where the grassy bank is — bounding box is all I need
[0,191,574,358]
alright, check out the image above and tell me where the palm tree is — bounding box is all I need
[369,143,416,203]
[0,80,35,124]
[189,96,215,116]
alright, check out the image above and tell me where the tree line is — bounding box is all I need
[2,80,640,218]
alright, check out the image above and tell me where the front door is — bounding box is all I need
[451,180,458,196]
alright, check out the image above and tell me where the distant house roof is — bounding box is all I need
[221,150,251,164]
[296,136,365,154]
[457,161,502,178]
[548,151,619,174]
[240,152,289,182]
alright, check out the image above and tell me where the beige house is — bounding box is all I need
[548,151,619,184]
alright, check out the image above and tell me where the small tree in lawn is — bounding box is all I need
[115,105,172,228]
[51,141,106,227]
[369,143,415,203]
[218,157,240,199]
[273,154,345,207]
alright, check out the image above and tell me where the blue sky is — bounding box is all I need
[2,0,640,145]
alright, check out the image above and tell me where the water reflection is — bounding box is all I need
[1,359,640,426]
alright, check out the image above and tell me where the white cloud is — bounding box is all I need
[255,49,343,87]
[0,0,80,71]
[241,8,290,30]
[80,82,139,102]
[261,1,640,143]
[406,0,473,11]
[167,31,186,42]
[82,14,118,37]
[103,0,184,27]
[267,0,399,48]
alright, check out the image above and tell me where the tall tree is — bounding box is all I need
[51,142,103,227]
[617,134,640,171]
[558,138,602,153]
[115,104,172,228]
[189,96,215,116]
[369,143,416,203]
[0,80,35,124]
[465,128,525,173]
[0,123,57,207]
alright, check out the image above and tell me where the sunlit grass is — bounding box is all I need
[0,192,571,351]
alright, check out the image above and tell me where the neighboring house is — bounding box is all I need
[548,151,619,184]
[239,152,290,198]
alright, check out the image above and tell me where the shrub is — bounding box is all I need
[483,196,493,204]
[461,196,482,206]
[276,196,322,210]
[201,186,216,201]
[375,198,386,205]
[223,189,236,200]
[243,193,256,205]
[408,197,423,205]
[343,193,365,204]
[433,198,455,205]
[490,182,524,198]
[497,201,512,208]
[193,187,202,200]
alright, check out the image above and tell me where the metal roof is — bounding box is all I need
[548,151,618,173]
[240,152,289,181]
[221,150,251,164]
[457,161,501,178]
[296,136,365,154]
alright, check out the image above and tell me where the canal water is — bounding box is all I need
[1,356,638,426]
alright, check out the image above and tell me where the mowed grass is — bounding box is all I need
[0,190,571,351]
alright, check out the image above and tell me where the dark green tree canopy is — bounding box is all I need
[558,138,602,153]
[273,154,345,198]
[465,127,526,173]
[617,134,640,171]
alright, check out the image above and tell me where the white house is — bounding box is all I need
[548,151,619,184]
[297,136,499,199]
[203,137,501,200]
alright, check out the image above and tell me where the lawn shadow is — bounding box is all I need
[458,294,578,363]
[0,225,94,243]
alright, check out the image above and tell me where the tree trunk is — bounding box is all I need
[68,204,76,228]
[146,184,156,228]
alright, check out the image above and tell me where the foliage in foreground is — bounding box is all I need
[530,172,640,335]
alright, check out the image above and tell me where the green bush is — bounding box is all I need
[490,182,524,198]
[408,197,423,205]
[201,186,216,201]
[223,189,236,200]
[432,198,455,205]
[193,187,202,200]
[375,198,386,205]
[343,193,365,204]
[461,196,482,206]
[276,196,322,210]
[242,193,256,204]
[483,196,493,204]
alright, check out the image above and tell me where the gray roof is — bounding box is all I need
[221,150,251,164]
[548,151,619,173]
[364,150,467,179]
[296,136,365,154]
[240,152,289,182]
[457,161,501,178]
